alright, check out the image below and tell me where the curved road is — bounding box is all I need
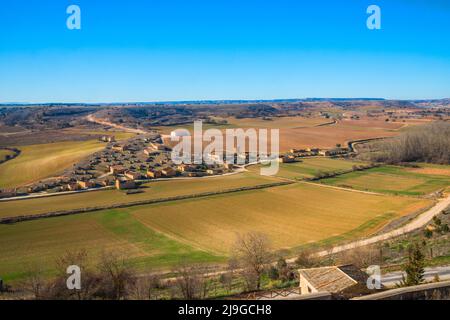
[311,194,450,258]
[86,114,148,134]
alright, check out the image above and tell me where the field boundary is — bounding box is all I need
[0,181,294,224]
[0,147,21,165]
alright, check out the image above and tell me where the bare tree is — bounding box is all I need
[49,249,101,300]
[295,249,319,268]
[337,246,380,269]
[232,232,272,291]
[129,274,162,300]
[96,251,135,300]
[220,258,239,294]
[20,263,47,300]
[173,262,211,300]
[371,121,450,164]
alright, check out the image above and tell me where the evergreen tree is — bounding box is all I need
[400,242,425,287]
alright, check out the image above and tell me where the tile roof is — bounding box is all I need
[299,265,367,293]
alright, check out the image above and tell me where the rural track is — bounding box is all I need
[297,193,450,259]
[86,114,148,134]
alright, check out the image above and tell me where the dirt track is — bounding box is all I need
[86,114,148,134]
[311,194,450,257]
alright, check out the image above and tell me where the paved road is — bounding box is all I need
[0,186,113,202]
[382,265,450,287]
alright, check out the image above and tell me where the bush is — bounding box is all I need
[267,266,279,280]
[424,228,433,239]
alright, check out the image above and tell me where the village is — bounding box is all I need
[0,130,353,199]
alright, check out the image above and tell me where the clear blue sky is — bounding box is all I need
[0,0,449,103]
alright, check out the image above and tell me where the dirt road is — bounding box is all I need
[86,114,148,134]
[309,194,450,258]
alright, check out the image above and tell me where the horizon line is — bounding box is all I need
[1,97,449,106]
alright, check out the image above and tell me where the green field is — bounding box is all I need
[248,158,368,180]
[0,140,105,188]
[0,181,431,281]
[130,182,431,253]
[320,165,450,196]
[0,209,222,281]
[0,171,281,219]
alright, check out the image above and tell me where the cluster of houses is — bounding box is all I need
[278,146,351,163]
[0,134,238,198]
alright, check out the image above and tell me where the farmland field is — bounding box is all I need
[157,116,417,152]
[320,166,450,196]
[0,171,282,219]
[0,140,105,188]
[63,128,136,141]
[0,209,222,281]
[129,182,431,253]
[154,116,330,134]
[0,182,431,281]
[404,163,450,177]
[248,158,368,180]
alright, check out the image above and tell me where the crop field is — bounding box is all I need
[129,182,431,253]
[0,182,431,281]
[404,163,450,177]
[0,171,282,219]
[0,209,222,281]
[276,121,402,151]
[63,128,136,141]
[0,140,105,188]
[154,116,330,135]
[158,116,414,152]
[320,166,450,196]
[226,116,330,129]
[248,158,368,180]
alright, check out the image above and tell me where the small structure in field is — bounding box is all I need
[100,135,116,143]
[278,155,297,163]
[170,129,190,139]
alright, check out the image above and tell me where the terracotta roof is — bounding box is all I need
[299,265,367,293]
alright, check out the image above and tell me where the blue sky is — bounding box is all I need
[0,0,449,103]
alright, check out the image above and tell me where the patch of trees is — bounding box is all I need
[371,121,450,165]
[309,163,379,181]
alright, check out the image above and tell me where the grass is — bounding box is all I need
[248,158,368,180]
[0,209,222,282]
[0,140,105,188]
[319,166,450,196]
[0,171,282,219]
[128,182,431,254]
[0,181,430,282]
[74,130,136,141]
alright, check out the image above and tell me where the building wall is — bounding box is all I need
[299,275,318,295]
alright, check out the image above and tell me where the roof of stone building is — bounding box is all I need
[298,265,368,293]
